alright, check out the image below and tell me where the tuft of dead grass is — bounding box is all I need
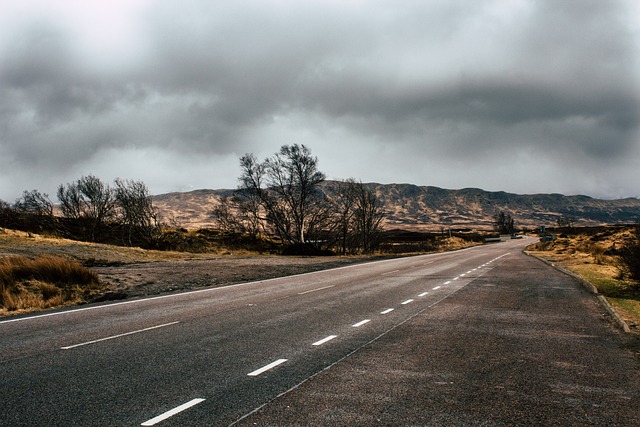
[0,255,103,314]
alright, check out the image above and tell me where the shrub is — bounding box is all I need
[281,243,334,256]
[0,255,101,312]
[619,226,640,283]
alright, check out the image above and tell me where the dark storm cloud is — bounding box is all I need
[0,0,638,200]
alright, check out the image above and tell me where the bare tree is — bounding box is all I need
[57,175,114,241]
[13,190,55,231]
[57,182,83,220]
[329,180,384,254]
[210,197,242,234]
[113,178,160,246]
[14,190,54,218]
[237,144,326,244]
[77,175,114,226]
[0,199,17,229]
[333,179,359,254]
[265,144,326,243]
[351,181,384,253]
[210,195,263,238]
[493,211,516,235]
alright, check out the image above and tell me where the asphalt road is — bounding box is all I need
[1,236,638,426]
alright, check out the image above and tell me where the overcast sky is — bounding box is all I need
[1,0,639,202]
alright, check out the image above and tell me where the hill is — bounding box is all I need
[152,183,640,231]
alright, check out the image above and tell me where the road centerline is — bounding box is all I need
[141,398,205,426]
[248,359,288,376]
[352,319,371,327]
[312,335,338,346]
[381,308,394,314]
[61,321,180,350]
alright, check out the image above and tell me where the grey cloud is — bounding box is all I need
[1,23,128,124]
[0,0,638,201]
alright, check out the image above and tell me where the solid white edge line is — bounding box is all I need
[298,285,335,295]
[401,299,414,305]
[141,398,205,426]
[352,319,371,327]
[248,359,288,376]
[61,321,180,350]
[381,308,394,314]
[312,335,338,346]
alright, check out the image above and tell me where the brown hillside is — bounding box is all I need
[152,183,640,231]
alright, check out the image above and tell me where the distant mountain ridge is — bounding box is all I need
[153,182,640,231]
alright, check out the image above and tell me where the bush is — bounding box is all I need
[281,243,334,256]
[0,255,101,312]
[620,227,640,283]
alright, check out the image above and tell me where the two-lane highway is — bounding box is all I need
[5,236,631,426]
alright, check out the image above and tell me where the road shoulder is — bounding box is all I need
[234,251,640,426]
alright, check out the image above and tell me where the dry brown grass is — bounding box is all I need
[0,255,103,314]
[0,227,231,263]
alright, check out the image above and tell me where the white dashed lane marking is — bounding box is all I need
[312,335,338,346]
[381,308,394,314]
[352,319,371,328]
[248,359,288,377]
[141,398,205,426]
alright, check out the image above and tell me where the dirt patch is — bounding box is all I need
[92,256,377,299]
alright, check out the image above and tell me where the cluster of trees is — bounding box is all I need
[1,175,161,247]
[212,144,384,254]
[1,145,383,254]
[493,211,516,235]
